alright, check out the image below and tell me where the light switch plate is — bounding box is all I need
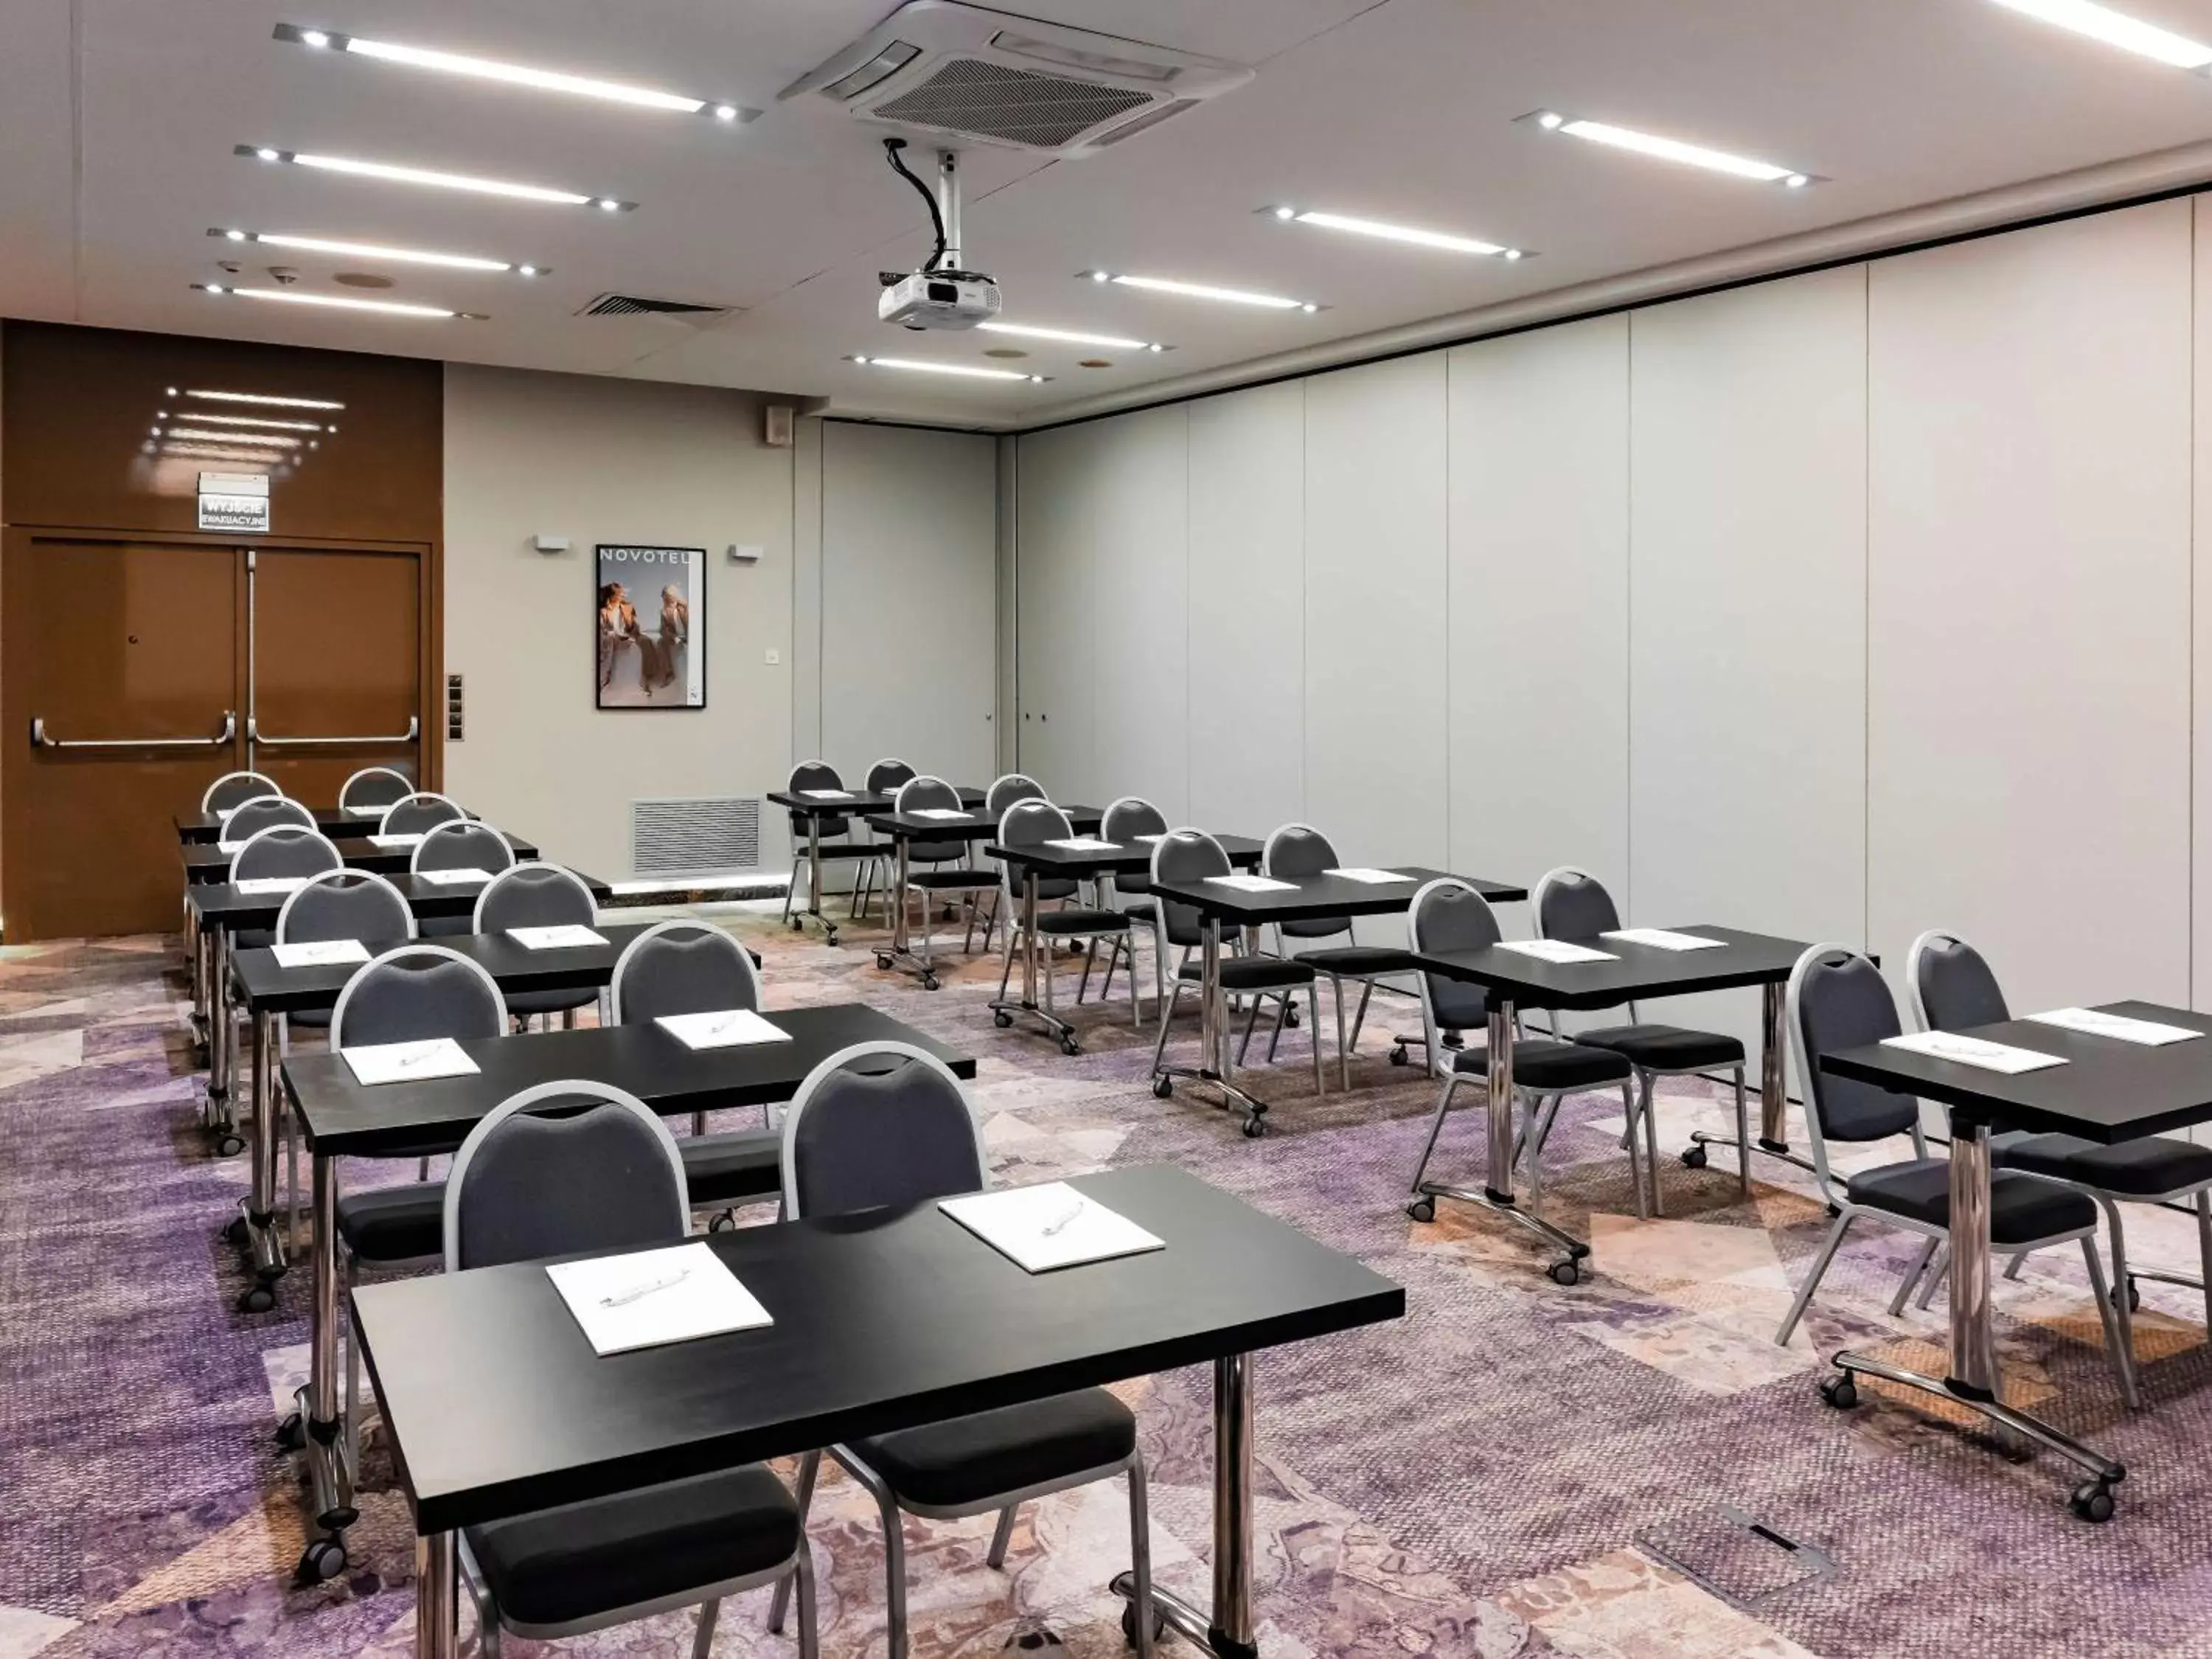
[765,647,781,665]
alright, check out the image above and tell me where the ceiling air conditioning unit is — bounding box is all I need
[782,1,1252,158]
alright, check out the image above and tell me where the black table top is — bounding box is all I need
[176,806,383,844]
[285,1001,973,1158]
[355,1163,1405,1534]
[1413,925,1810,1012]
[984,832,1265,875]
[182,832,538,884]
[1149,866,1523,925]
[190,870,612,934]
[864,804,1105,840]
[1822,1001,2212,1142]
[768,786,984,818]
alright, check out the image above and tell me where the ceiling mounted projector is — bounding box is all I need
[874,139,1001,330]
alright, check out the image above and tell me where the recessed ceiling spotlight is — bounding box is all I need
[194,282,484,319]
[271,24,759,122]
[978,320,1169,352]
[209,229,541,275]
[1987,0,2212,66]
[1080,271,1319,312]
[1263,206,1527,260]
[847,355,1048,383]
[183,388,345,410]
[1520,110,1818,187]
[236,145,633,209]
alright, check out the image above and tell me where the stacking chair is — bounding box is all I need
[972,774,1051,947]
[473,863,601,1028]
[610,920,785,1223]
[768,1043,1152,1659]
[1099,798,1171,1011]
[1773,945,2118,1357]
[225,795,316,844]
[781,760,875,927]
[412,820,519,937]
[448,1079,815,1659]
[1145,830,1324,1102]
[1531,866,1750,1211]
[204,771,281,814]
[378,790,467,838]
[338,765,414,816]
[1909,928,2212,1407]
[888,776,996,978]
[229,824,342,885]
[1402,878,1639,1259]
[326,945,511,1477]
[1262,824,1419,1088]
[853,758,918,921]
[993,801,1136,1043]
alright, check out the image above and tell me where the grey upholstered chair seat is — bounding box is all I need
[1289,944,1416,976]
[504,986,595,1017]
[678,1130,784,1205]
[1996,1133,2212,1197]
[335,1183,447,1262]
[1032,906,1130,937]
[234,928,276,950]
[1571,1023,1745,1071]
[1177,956,1315,992]
[1846,1161,2098,1244]
[1448,1039,1633,1093]
[1114,872,1154,895]
[847,1390,1135,1511]
[467,1464,800,1629]
[906,866,994,890]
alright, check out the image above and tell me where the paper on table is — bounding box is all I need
[656,1009,792,1051]
[1324,867,1412,885]
[1882,1031,2067,1074]
[235,876,311,895]
[799,789,852,800]
[1132,833,1165,844]
[368,832,425,849]
[216,841,246,855]
[1045,837,1119,852]
[939,1182,1166,1273]
[547,1241,773,1357]
[1601,928,1727,952]
[417,867,495,886]
[909,807,973,821]
[1205,874,1296,893]
[1495,938,1616,964]
[2025,1007,2203,1046]
[271,939,370,969]
[341,1037,480,1086]
[508,925,608,950]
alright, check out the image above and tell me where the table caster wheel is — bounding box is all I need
[1121,1599,1166,1649]
[1152,1076,1173,1099]
[995,1011,1014,1029]
[1406,1197,1436,1223]
[921,973,940,992]
[237,1282,276,1315]
[1388,1046,1408,1067]
[1680,1143,1709,1170]
[2069,1479,2117,1523]
[223,1214,250,1248]
[1242,1116,1266,1138]
[876,953,894,970]
[1284,1006,1299,1028]
[1818,1374,1859,1411]
[2118,1280,2142,1313]
[707,1208,737,1232]
[1060,1037,1081,1056]
[1548,1259,1582,1287]
[295,1536,348,1584]
[215,1130,246,1158]
[276,1411,306,1453]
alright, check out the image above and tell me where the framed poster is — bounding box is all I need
[596,546,705,709]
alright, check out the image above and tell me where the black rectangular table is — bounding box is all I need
[1818,999,2212,1517]
[765,785,984,944]
[1407,925,1809,1277]
[181,832,538,886]
[278,1002,977,1582]
[175,805,386,845]
[354,1163,1405,1659]
[1146,867,1526,1135]
[860,803,1105,986]
[982,834,1264,1050]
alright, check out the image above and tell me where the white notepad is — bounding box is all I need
[1205,874,1296,893]
[799,789,852,800]
[1495,938,1616,964]
[216,841,246,855]
[236,876,311,895]
[939,1183,1166,1274]
[1132,833,1165,844]
[1602,928,1727,952]
[909,807,972,821]
[368,832,425,849]
[2025,1008,2203,1046]
[340,1037,480,1086]
[1046,837,1119,852]
[547,1242,773,1357]
[417,867,495,886]
[271,939,370,970]
[1325,867,1412,885]
[215,804,243,821]
[656,1009,792,1051]
[1882,1031,2067,1074]
[508,925,608,950]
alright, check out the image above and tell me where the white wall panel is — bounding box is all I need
[1871,202,2193,1015]
[1446,317,1630,911]
[1188,382,1307,835]
[1629,268,1870,1046]
[1015,424,1099,798]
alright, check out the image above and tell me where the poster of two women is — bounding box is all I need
[596,545,704,709]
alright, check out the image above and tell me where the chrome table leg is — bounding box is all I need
[875,834,943,987]
[416,1531,459,1658]
[234,1008,288,1306]
[1685,979,1821,1180]
[1149,914,1271,1135]
[795,814,839,945]
[990,866,1078,1049]
[291,1150,358,1573]
[1112,1352,1257,1659]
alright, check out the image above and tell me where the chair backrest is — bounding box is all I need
[380,792,467,836]
[230,825,344,883]
[866,757,917,796]
[1906,928,2011,1033]
[204,771,281,814]
[779,1041,986,1220]
[445,1080,686,1271]
[787,759,850,838]
[1102,796,1166,844]
[1786,945,1919,1161]
[986,773,1046,816]
[225,795,316,843]
[276,869,416,945]
[997,799,1073,902]
[473,862,597,933]
[331,944,507,1049]
[1405,877,1500,1045]
[1148,828,1230,950]
[895,774,970,864]
[1532,866,1621,941]
[338,766,415,815]
[1262,823,1348,941]
[611,920,763,1023]
[411,819,518,876]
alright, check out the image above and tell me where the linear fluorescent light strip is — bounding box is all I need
[215,229,540,274]
[1089,272,1318,312]
[164,428,303,447]
[1272,207,1521,258]
[1531,112,1809,187]
[849,355,1046,383]
[159,411,322,431]
[178,388,344,410]
[196,282,478,319]
[1987,0,2212,66]
[237,146,630,210]
[977,321,1166,352]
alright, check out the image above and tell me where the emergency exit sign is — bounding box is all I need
[198,471,269,533]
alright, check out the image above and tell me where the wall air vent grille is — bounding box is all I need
[871,58,1152,150]
[630,796,760,876]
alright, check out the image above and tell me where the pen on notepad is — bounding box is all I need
[601,1268,689,1307]
[394,1044,440,1070]
[1041,1197,1086,1237]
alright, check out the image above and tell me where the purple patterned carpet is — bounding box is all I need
[4,916,2212,1658]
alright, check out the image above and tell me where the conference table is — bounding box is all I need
[1819,998,2212,1523]
[354,1163,1405,1659]
[174,804,410,845]
[765,785,984,945]
[180,832,538,885]
[277,1002,975,1585]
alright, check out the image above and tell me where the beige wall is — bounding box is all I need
[442,364,795,881]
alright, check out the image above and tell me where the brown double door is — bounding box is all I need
[2,532,431,940]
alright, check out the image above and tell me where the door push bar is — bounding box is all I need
[247,715,420,748]
[32,711,237,750]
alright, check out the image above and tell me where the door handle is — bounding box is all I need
[247,714,420,747]
[32,711,237,750]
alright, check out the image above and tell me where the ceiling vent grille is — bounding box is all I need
[631,796,761,877]
[783,1,1251,158]
[580,293,737,319]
